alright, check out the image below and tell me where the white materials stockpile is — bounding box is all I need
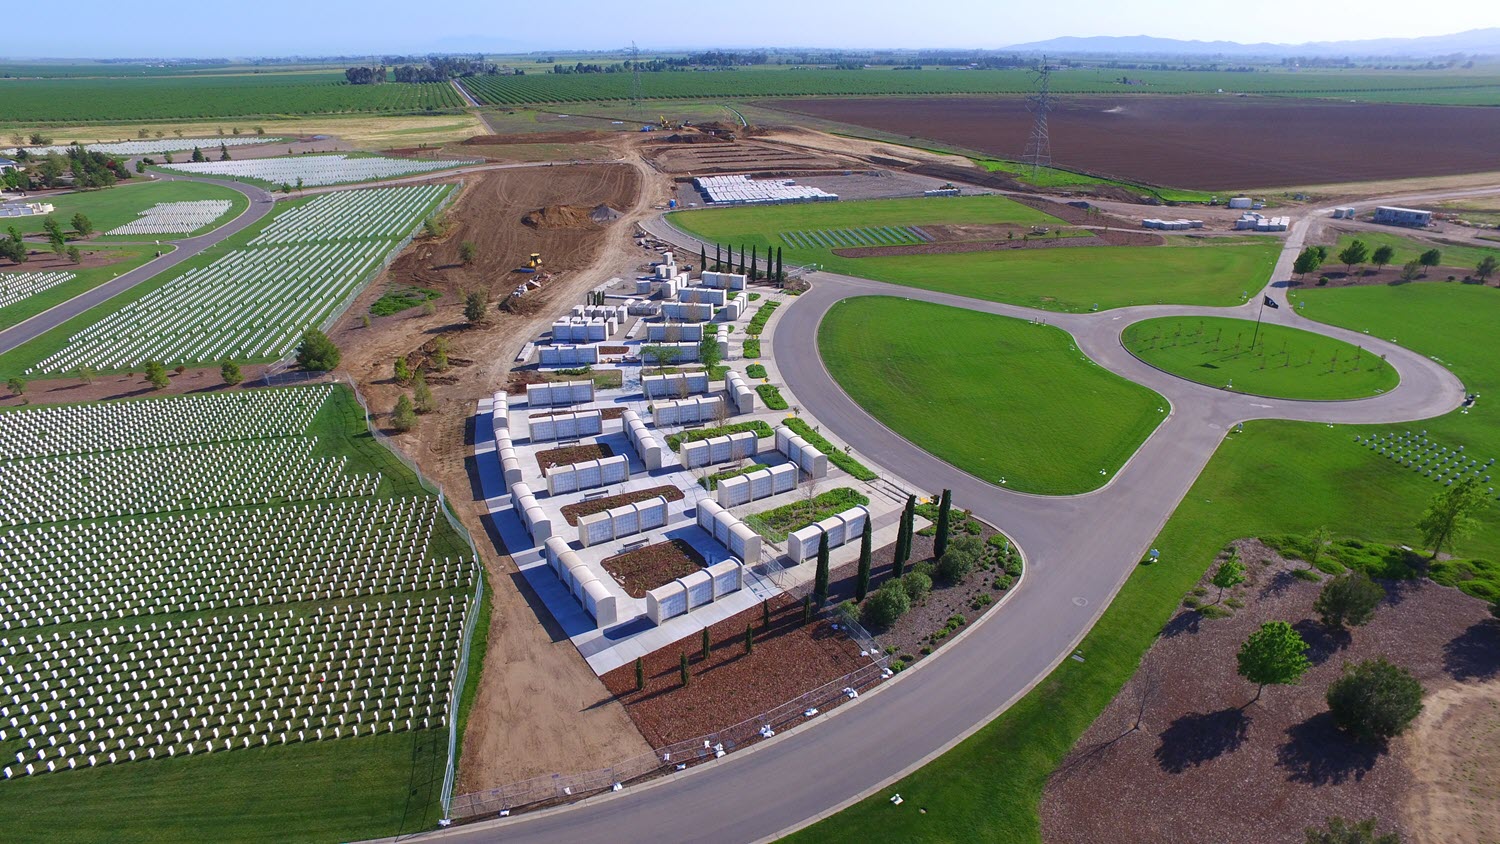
[694,174,838,205]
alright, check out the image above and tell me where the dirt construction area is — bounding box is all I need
[768,96,1500,190]
[1040,539,1500,844]
[328,158,676,793]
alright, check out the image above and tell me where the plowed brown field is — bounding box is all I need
[770,96,1500,190]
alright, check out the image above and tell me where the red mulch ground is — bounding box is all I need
[529,407,624,420]
[534,442,613,472]
[770,96,1500,189]
[0,364,279,408]
[600,594,869,747]
[558,484,685,526]
[1294,267,1494,289]
[1040,539,1500,844]
[601,539,706,599]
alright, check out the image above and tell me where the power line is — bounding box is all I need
[629,42,643,117]
[1023,56,1054,177]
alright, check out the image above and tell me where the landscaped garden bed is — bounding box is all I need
[756,383,789,410]
[558,485,685,526]
[601,539,706,599]
[535,443,613,472]
[664,420,773,452]
[744,487,869,543]
[530,407,625,421]
[698,462,768,491]
[781,417,878,481]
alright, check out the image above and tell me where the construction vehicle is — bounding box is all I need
[515,252,543,274]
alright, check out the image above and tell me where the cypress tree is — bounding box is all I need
[699,245,707,273]
[679,652,690,687]
[761,598,771,631]
[894,495,915,577]
[802,593,813,623]
[700,627,711,660]
[715,243,722,270]
[855,519,873,602]
[744,624,754,654]
[750,245,758,280]
[776,247,784,286]
[935,489,953,559]
[634,657,645,691]
[737,245,745,275]
[814,532,831,607]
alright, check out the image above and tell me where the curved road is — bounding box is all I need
[0,174,275,356]
[430,196,1468,844]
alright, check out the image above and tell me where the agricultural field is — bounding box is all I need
[790,276,1500,844]
[773,96,1500,189]
[158,154,480,189]
[819,296,1165,494]
[1,181,248,240]
[0,73,464,123]
[462,66,1500,107]
[1121,316,1400,400]
[0,184,450,377]
[1327,230,1500,275]
[0,245,162,331]
[1,114,486,153]
[0,385,483,842]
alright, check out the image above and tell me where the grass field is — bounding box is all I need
[789,278,1500,844]
[0,386,482,842]
[1330,231,1500,274]
[2,181,248,239]
[1121,315,1400,400]
[0,74,464,123]
[672,199,1280,312]
[819,297,1165,494]
[0,244,163,332]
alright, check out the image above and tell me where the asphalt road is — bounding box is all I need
[0,174,275,357]
[429,199,1468,844]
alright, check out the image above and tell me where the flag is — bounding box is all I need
[1263,295,1280,309]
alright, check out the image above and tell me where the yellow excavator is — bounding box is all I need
[517,252,543,274]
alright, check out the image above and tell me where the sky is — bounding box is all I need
[15,0,1500,58]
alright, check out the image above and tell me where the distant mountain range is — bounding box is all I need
[1004,28,1500,58]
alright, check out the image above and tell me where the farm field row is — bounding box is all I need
[0,74,464,123]
[0,184,449,378]
[790,278,1500,844]
[1,181,248,240]
[0,385,484,842]
[671,197,1281,312]
[819,296,1166,495]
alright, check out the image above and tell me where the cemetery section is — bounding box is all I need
[158,154,481,188]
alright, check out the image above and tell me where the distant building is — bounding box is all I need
[1331,207,1356,219]
[0,157,20,172]
[1373,206,1432,228]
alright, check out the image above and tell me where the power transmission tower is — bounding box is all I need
[629,42,643,119]
[1023,57,1054,177]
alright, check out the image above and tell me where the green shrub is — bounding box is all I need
[756,383,789,410]
[862,580,910,628]
[744,338,761,358]
[782,417,877,481]
[902,569,932,603]
[665,420,773,451]
[1327,658,1425,741]
[746,300,780,336]
[1198,604,1232,619]
[744,487,871,542]
[1292,568,1323,582]
[936,534,984,583]
[746,363,768,379]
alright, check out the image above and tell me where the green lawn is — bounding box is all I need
[1122,315,1399,400]
[0,244,162,332]
[672,201,1279,312]
[973,157,1217,204]
[4,180,248,240]
[819,297,1165,494]
[789,279,1499,844]
[1330,231,1500,274]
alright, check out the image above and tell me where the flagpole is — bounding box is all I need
[1251,295,1268,350]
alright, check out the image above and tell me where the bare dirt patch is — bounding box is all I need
[770,96,1500,190]
[600,594,869,747]
[461,131,610,146]
[534,442,614,472]
[601,539,706,599]
[522,204,605,230]
[1403,679,1500,844]
[3,245,148,273]
[1040,539,1500,844]
[643,137,861,176]
[558,485,686,527]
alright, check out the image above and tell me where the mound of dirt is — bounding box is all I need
[589,204,622,224]
[522,204,600,230]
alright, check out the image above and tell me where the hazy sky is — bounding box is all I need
[16,0,1500,58]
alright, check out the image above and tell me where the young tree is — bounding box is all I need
[1304,817,1401,844]
[714,243,722,271]
[1418,248,1442,268]
[42,215,63,242]
[75,365,95,385]
[459,240,479,267]
[66,246,82,265]
[698,245,707,273]
[6,376,26,396]
[894,495,915,578]
[48,229,66,257]
[1418,476,1487,560]
[700,627,711,661]
[634,657,645,691]
[744,623,754,655]
[679,652,690,687]
[1293,246,1323,280]
[463,290,488,325]
[220,359,243,386]
[640,344,674,372]
[776,247,784,286]
[70,212,94,237]
[1477,255,1499,283]
[1400,259,1422,282]
[390,394,417,432]
[431,336,450,371]
[1237,621,1311,703]
[934,489,953,559]
[813,532,831,607]
[855,519,873,602]
[1314,570,1385,631]
[1210,552,1246,603]
[1326,658,1424,742]
[295,176,304,194]
[295,328,340,371]
[143,361,170,390]
[190,146,205,163]
[412,372,435,413]
[1304,526,1332,572]
[393,356,412,385]
[1369,244,1395,270]
[698,333,722,370]
[1337,239,1369,276]
[736,245,745,275]
[749,245,758,280]
[218,142,231,161]
[761,598,771,632]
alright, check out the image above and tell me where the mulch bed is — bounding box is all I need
[535,443,613,472]
[1093,228,1166,246]
[1040,538,1500,844]
[1291,266,1489,289]
[599,345,628,355]
[558,485,685,526]
[530,407,624,421]
[602,539,706,599]
[600,594,869,747]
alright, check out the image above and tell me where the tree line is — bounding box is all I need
[2,145,130,191]
[345,57,502,85]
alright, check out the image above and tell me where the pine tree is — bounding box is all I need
[934,489,953,559]
[218,142,231,161]
[191,146,205,163]
[813,532,831,607]
[391,394,417,432]
[412,372,435,414]
[855,519,873,602]
[220,359,243,386]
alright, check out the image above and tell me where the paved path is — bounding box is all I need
[0,174,274,357]
[428,192,1470,844]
